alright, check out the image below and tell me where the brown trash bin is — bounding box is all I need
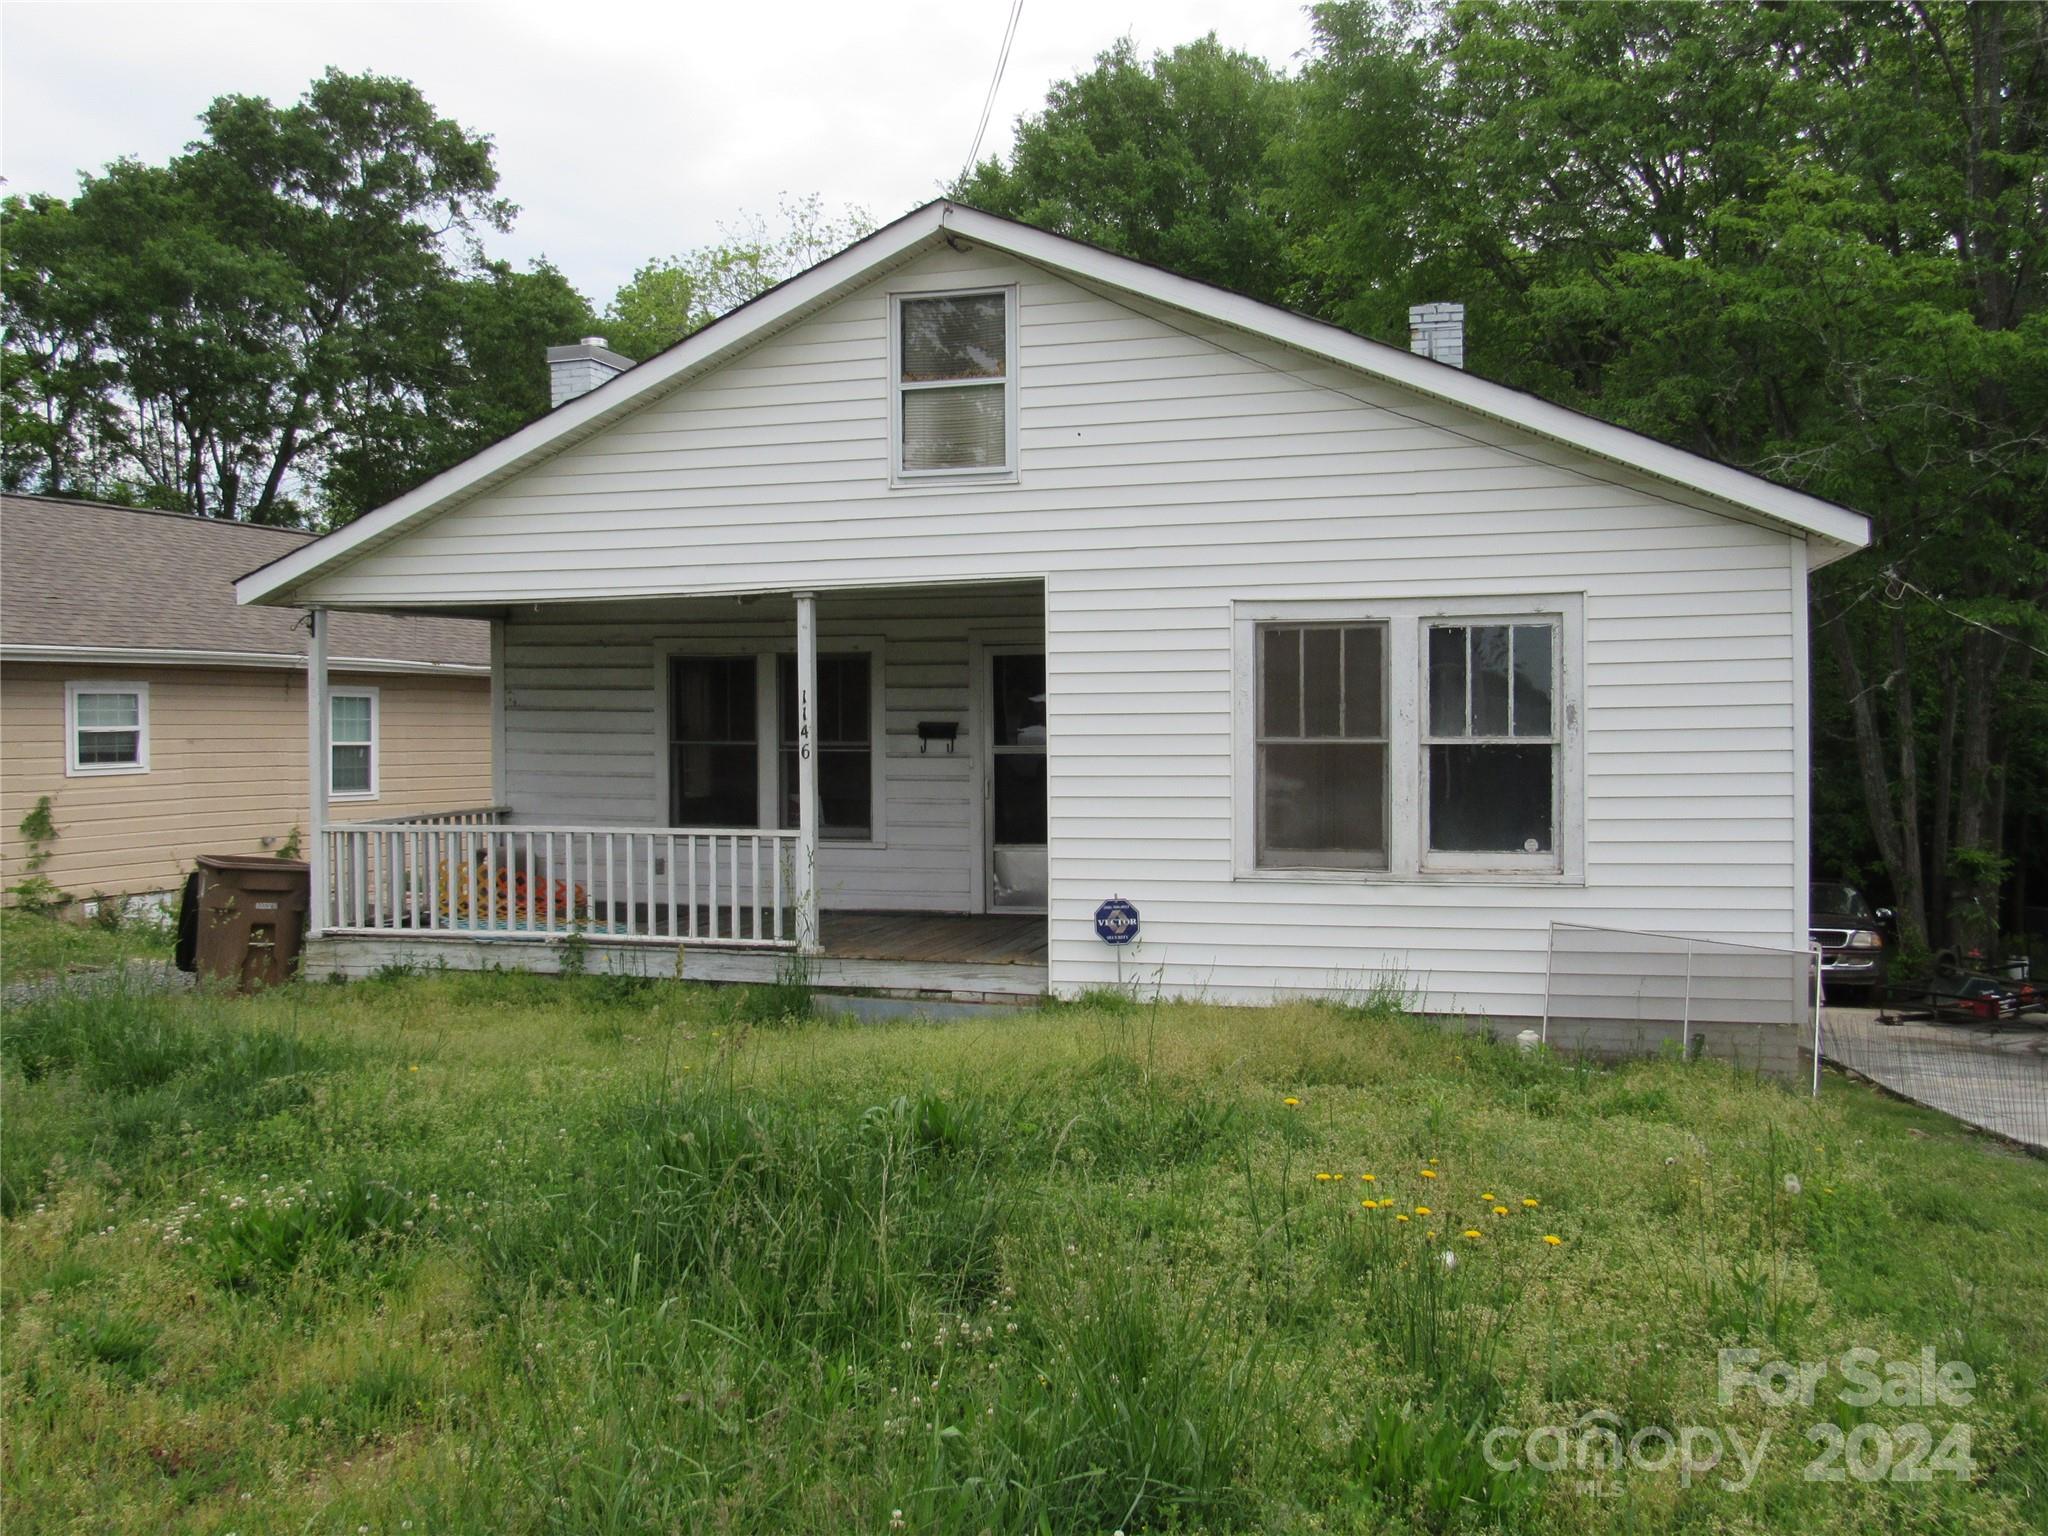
[193,853,311,990]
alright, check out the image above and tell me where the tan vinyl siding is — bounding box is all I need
[0,663,491,899]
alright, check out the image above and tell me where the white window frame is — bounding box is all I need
[651,636,888,847]
[888,285,1019,487]
[1232,594,1584,884]
[64,680,149,776]
[328,687,380,801]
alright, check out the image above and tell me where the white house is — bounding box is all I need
[236,201,1868,1020]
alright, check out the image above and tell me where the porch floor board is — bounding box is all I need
[821,911,1046,967]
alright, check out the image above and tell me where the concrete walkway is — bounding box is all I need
[1821,1006,2048,1152]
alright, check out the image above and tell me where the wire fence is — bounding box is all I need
[1540,921,2048,1150]
[1817,1000,2047,1153]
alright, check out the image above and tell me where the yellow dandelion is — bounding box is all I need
[1361,1198,1378,1209]
[1395,1214,1410,1223]
[1414,1205,1431,1216]
[1332,1173,1346,1180]
[1462,1229,1483,1240]
[1360,1173,1376,1182]
[1419,1168,1438,1179]
[1426,1230,1437,1240]
[1480,1191,1496,1201]
[1283,1096,1301,1107]
[1523,1198,1540,1208]
[1316,1172,1333,1182]
[1428,1158,1438,1165]
[1493,1205,1509,1216]
[1543,1234,1563,1246]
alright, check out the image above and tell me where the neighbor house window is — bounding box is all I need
[1256,624,1387,869]
[65,682,148,775]
[1237,599,1579,881]
[778,653,874,840]
[1423,621,1558,862]
[669,656,759,827]
[892,289,1015,479]
[329,690,379,798]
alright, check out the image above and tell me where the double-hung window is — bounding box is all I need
[778,653,873,840]
[892,289,1016,481]
[1239,598,1579,881]
[65,682,148,775]
[669,657,759,828]
[1256,624,1388,869]
[329,690,379,799]
[1423,621,1557,864]
[667,648,878,841]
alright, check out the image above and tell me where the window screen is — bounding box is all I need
[670,656,759,827]
[897,292,1009,474]
[778,653,874,840]
[73,690,142,767]
[1424,622,1557,855]
[1255,624,1388,869]
[330,693,376,795]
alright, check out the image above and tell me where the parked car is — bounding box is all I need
[1810,882,1890,1000]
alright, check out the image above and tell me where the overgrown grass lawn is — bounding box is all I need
[0,907,171,984]
[3,970,2043,1534]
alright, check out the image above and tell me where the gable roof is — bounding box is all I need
[2,495,487,672]
[237,200,1870,607]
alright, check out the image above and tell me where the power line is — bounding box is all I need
[961,0,1025,186]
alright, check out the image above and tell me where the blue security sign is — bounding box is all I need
[1094,896,1140,945]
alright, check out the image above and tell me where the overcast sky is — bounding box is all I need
[2,1,1315,309]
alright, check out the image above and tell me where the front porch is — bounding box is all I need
[302,581,1050,1000]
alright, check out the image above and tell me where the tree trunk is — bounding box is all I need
[1823,611,1928,949]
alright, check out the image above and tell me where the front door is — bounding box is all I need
[986,649,1047,912]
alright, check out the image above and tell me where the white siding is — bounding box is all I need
[306,241,1806,1012]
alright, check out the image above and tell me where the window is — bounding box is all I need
[892,289,1015,480]
[1424,622,1557,861]
[329,690,379,798]
[665,649,880,839]
[65,682,148,775]
[669,656,759,827]
[778,654,874,840]
[1236,598,1580,882]
[1256,624,1387,869]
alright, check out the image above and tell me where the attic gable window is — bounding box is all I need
[891,288,1017,481]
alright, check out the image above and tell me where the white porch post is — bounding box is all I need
[305,608,330,937]
[794,591,821,954]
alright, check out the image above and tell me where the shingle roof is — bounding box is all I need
[2,495,487,669]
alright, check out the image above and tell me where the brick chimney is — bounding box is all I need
[546,337,632,407]
[1408,303,1465,369]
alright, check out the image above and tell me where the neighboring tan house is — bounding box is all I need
[1,495,493,907]
[236,202,1871,1031]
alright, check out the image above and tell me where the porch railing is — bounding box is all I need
[322,819,802,948]
[364,805,509,828]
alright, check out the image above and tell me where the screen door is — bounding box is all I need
[987,650,1047,912]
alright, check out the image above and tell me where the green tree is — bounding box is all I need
[0,194,128,496]
[954,35,1296,301]
[603,195,874,360]
[321,257,595,517]
[2,69,515,525]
